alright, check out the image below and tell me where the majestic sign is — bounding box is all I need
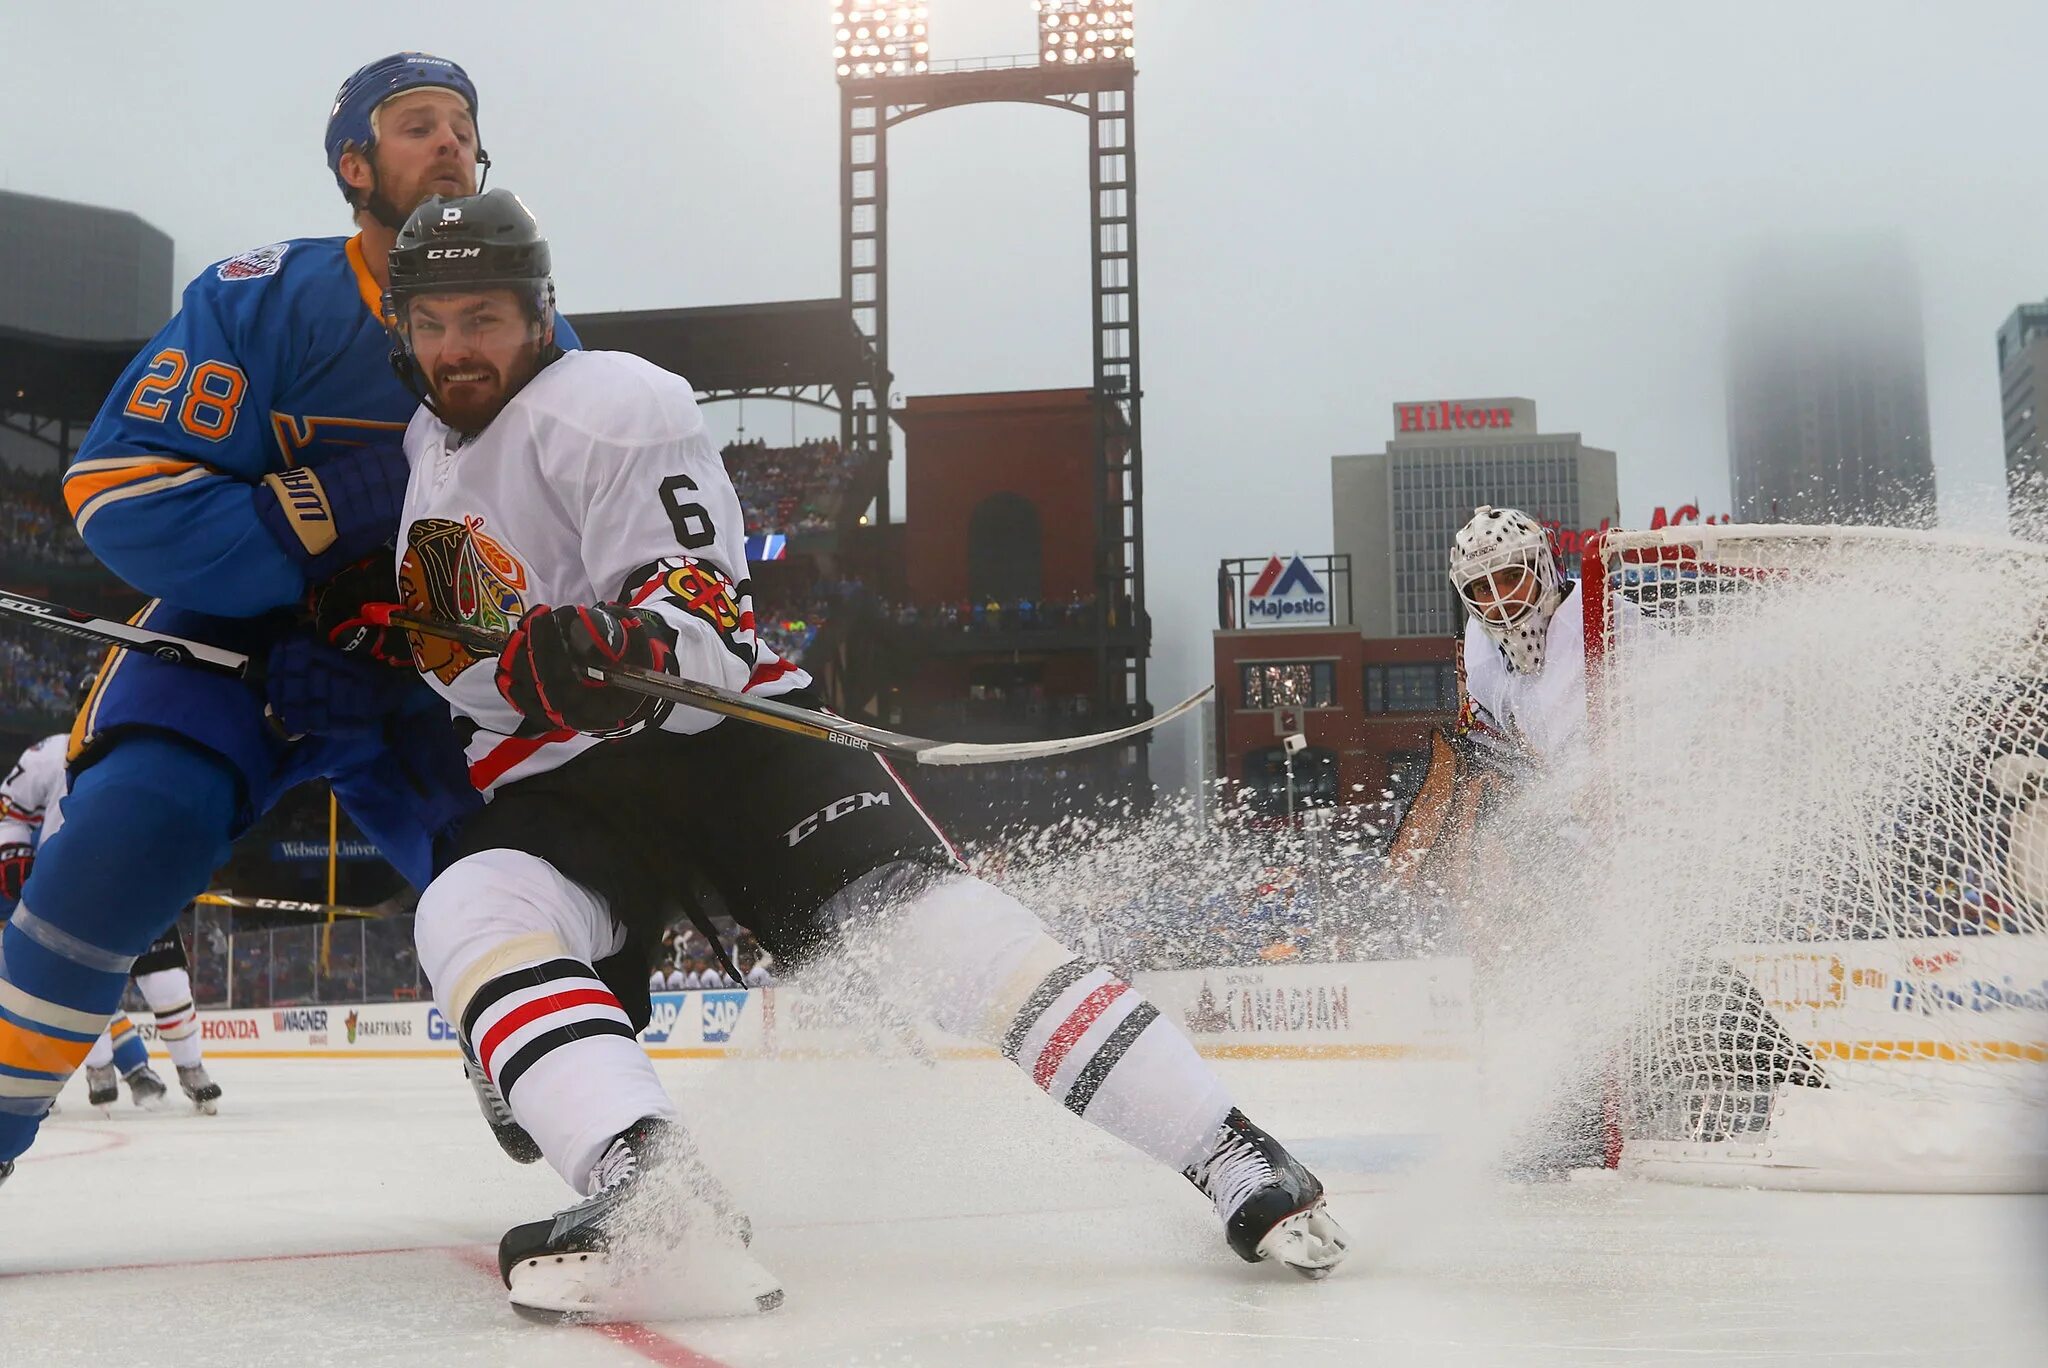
[1245,556,1333,627]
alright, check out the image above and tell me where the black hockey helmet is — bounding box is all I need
[385,188,559,398]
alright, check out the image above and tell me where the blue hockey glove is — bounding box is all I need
[264,629,412,737]
[254,442,410,586]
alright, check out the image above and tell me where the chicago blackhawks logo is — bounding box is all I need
[400,515,530,684]
[663,561,742,635]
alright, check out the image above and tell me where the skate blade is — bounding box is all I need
[189,1098,219,1116]
[1254,1200,1352,1280]
[507,1244,784,1324]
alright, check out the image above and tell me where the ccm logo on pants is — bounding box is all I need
[786,791,891,846]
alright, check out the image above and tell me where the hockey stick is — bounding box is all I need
[194,891,402,920]
[0,590,250,677]
[367,605,1208,767]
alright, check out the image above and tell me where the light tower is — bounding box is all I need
[831,3,1149,739]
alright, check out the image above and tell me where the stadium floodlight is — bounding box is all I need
[1032,1,1133,67]
[835,3,930,77]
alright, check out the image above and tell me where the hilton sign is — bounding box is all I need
[1396,400,1516,435]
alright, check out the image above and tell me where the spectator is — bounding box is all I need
[0,466,95,569]
[0,625,104,722]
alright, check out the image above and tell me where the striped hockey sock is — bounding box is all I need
[460,958,676,1193]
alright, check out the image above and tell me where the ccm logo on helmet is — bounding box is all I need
[785,792,891,846]
[424,246,483,260]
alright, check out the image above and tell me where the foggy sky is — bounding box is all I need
[6,0,2047,790]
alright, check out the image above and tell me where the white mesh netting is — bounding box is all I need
[1587,524,2048,1190]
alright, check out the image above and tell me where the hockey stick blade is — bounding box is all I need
[0,589,252,678]
[368,605,1210,767]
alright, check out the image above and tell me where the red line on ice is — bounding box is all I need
[449,1247,736,1368]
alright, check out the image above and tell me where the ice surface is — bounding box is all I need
[3,1055,2044,1367]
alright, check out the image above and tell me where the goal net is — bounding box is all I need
[1582,524,2048,1192]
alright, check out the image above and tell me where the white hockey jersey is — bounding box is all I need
[1460,580,1593,761]
[0,733,70,848]
[396,349,810,796]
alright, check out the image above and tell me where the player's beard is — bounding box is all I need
[366,156,476,231]
[431,350,537,436]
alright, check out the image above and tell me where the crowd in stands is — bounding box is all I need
[0,624,101,723]
[875,590,1129,634]
[721,437,860,538]
[652,922,777,989]
[0,466,95,568]
[753,574,869,665]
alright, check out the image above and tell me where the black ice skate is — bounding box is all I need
[461,1040,540,1163]
[497,1117,780,1323]
[85,1063,118,1112]
[123,1064,169,1111]
[1184,1109,1350,1279]
[0,1157,12,1191]
[177,1064,222,1115]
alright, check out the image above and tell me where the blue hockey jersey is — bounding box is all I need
[67,233,580,617]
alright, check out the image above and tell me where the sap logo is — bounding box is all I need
[1245,557,1329,624]
[273,1008,328,1033]
[785,791,890,846]
[643,995,683,1044]
[425,246,483,260]
[701,990,747,1044]
[426,1008,458,1042]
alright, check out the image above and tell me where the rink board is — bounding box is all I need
[134,942,2048,1070]
[133,958,1490,1061]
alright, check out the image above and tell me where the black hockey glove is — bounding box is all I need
[254,442,410,587]
[0,843,32,902]
[495,602,677,736]
[310,547,413,667]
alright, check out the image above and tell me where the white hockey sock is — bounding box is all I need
[83,1025,114,1070]
[855,868,1233,1170]
[135,968,202,1070]
[462,957,677,1194]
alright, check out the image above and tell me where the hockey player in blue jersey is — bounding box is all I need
[0,52,578,1188]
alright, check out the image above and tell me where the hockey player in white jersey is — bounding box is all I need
[1,726,221,1114]
[371,190,1349,1321]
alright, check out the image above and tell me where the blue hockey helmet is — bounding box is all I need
[324,52,487,200]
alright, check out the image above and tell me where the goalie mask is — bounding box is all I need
[1449,505,1565,675]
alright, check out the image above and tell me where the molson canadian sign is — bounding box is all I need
[1544,504,1731,558]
